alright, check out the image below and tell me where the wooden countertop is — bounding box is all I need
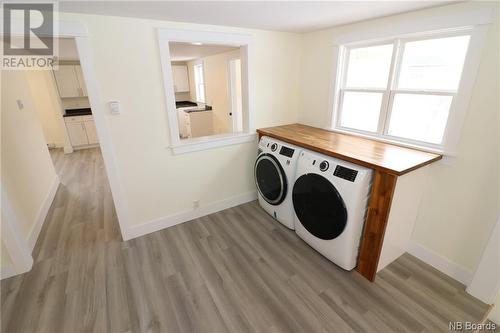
[257,124,442,176]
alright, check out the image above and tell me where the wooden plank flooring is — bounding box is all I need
[1,148,489,332]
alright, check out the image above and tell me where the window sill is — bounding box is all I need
[330,127,445,154]
[332,127,463,167]
[169,132,257,154]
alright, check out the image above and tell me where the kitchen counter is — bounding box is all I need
[183,108,213,113]
[256,123,443,282]
[64,108,92,117]
[176,101,198,108]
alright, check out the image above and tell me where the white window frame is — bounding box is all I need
[158,28,255,154]
[329,11,493,157]
[193,63,206,103]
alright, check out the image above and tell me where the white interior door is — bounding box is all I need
[228,58,243,133]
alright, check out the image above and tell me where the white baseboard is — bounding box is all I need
[73,144,100,151]
[63,145,74,154]
[28,176,60,252]
[1,266,16,280]
[126,191,257,240]
[407,241,474,286]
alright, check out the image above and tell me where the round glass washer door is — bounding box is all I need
[254,154,287,205]
[292,173,347,240]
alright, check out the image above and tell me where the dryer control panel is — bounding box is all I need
[334,165,358,182]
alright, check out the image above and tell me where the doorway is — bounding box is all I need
[229,58,243,133]
[1,30,127,281]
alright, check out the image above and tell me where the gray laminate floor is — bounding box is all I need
[1,148,490,332]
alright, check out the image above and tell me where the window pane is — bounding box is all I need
[345,44,393,88]
[388,93,453,144]
[194,64,204,84]
[198,84,205,103]
[340,92,383,132]
[398,35,470,91]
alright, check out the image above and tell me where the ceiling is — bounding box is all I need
[59,1,456,33]
[169,42,239,62]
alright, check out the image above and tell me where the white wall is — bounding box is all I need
[1,239,13,270]
[60,97,91,109]
[299,1,499,275]
[59,13,301,233]
[174,92,190,101]
[25,71,66,147]
[187,49,240,134]
[1,71,59,242]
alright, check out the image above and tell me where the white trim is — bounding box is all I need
[330,23,491,156]
[407,241,474,285]
[330,6,494,45]
[28,176,60,251]
[127,191,257,240]
[2,19,131,241]
[0,185,33,277]
[75,36,132,240]
[1,266,16,280]
[466,217,500,304]
[441,25,490,155]
[73,143,100,151]
[157,28,254,153]
[171,132,257,154]
[329,127,444,154]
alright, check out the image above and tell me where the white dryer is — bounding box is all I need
[255,136,302,229]
[292,150,373,270]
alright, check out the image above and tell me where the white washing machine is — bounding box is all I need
[255,136,302,229]
[292,150,373,270]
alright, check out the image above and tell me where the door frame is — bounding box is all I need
[2,18,131,276]
[227,57,243,133]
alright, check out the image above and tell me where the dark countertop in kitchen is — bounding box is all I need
[63,108,92,117]
[184,108,213,113]
[175,101,213,113]
[176,101,198,108]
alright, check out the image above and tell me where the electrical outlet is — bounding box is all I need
[193,200,200,209]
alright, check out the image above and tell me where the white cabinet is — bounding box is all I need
[74,65,88,96]
[172,65,189,92]
[189,110,213,138]
[53,65,80,98]
[53,65,88,98]
[64,115,99,148]
[84,120,99,144]
[66,122,89,146]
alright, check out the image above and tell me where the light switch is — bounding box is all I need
[109,101,120,114]
[16,99,24,110]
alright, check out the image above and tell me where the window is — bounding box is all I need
[334,31,471,149]
[158,29,254,154]
[193,63,205,103]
